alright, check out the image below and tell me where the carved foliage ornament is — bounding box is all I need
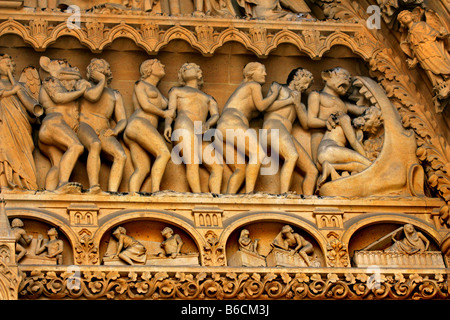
[18,270,448,300]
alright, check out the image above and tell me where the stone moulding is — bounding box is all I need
[17,266,449,300]
[0,11,376,58]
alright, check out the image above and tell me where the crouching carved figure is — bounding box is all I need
[316,73,425,198]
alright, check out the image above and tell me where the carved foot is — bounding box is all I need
[87,184,102,195]
[55,182,82,194]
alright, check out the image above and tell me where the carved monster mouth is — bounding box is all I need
[58,71,81,80]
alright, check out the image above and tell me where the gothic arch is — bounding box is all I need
[94,209,205,251]
[341,213,442,248]
[221,210,328,255]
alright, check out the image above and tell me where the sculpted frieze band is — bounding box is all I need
[0,53,426,198]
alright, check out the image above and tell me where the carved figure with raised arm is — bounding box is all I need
[123,59,173,193]
[271,224,313,266]
[35,228,64,265]
[0,54,43,191]
[159,227,184,258]
[214,62,284,194]
[38,56,89,193]
[307,67,368,165]
[11,218,32,262]
[165,62,222,193]
[262,67,318,195]
[78,58,127,193]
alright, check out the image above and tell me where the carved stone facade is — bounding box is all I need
[0,0,449,301]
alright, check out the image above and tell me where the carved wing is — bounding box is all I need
[18,66,41,101]
[279,0,311,13]
[424,9,449,34]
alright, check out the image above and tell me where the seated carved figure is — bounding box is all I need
[165,62,223,193]
[238,229,259,254]
[35,228,64,265]
[123,59,173,193]
[385,224,430,255]
[78,58,127,193]
[38,56,89,192]
[158,227,184,258]
[263,67,318,195]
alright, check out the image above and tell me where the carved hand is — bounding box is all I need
[164,126,172,142]
[406,57,418,69]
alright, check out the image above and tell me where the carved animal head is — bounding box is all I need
[39,56,81,81]
[321,67,352,96]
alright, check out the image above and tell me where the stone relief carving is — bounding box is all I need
[213,62,283,194]
[397,8,450,113]
[11,219,31,263]
[78,58,127,194]
[0,54,42,191]
[228,228,265,266]
[353,224,445,268]
[35,228,64,265]
[158,227,183,258]
[103,224,200,266]
[38,56,87,193]
[0,52,431,199]
[107,226,147,265]
[267,224,317,267]
[123,59,172,193]
[165,62,222,193]
[262,67,318,195]
[10,218,67,265]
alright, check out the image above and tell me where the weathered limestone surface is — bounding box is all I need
[0,0,449,301]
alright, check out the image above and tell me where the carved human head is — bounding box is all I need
[47,228,58,238]
[161,227,174,238]
[0,53,15,76]
[178,62,204,87]
[321,67,352,96]
[287,67,314,92]
[352,106,383,134]
[87,58,113,84]
[11,218,23,228]
[239,229,250,238]
[397,10,413,27]
[140,59,165,80]
[404,224,416,234]
[113,226,127,237]
[281,225,293,234]
[243,62,266,84]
